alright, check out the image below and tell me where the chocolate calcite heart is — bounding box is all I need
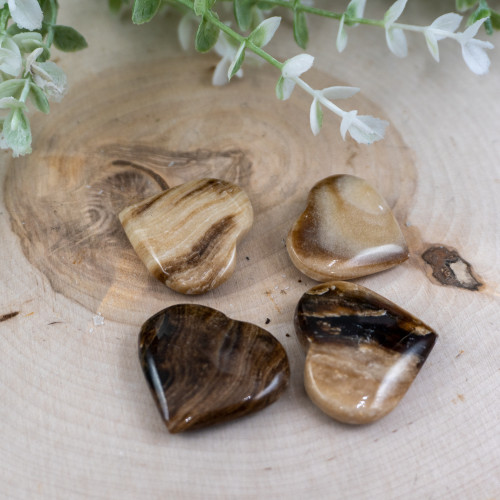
[139,304,290,433]
[295,282,437,424]
[286,175,408,281]
[119,178,253,294]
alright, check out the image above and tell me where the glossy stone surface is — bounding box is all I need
[139,304,290,433]
[295,281,437,424]
[119,178,253,294]
[287,175,408,281]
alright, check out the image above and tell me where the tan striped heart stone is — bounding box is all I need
[295,281,438,424]
[119,178,253,294]
[286,174,409,281]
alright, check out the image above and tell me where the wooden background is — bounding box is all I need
[1,1,499,498]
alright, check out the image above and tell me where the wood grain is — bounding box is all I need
[3,54,415,323]
[1,2,499,499]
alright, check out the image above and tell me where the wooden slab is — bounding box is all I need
[1,1,499,498]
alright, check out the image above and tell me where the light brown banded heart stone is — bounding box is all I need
[287,175,409,281]
[119,178,253,294]
[295,281,438,424]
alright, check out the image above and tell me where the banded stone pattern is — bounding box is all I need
[287,175,408,281]
[139,304,290,433]
[119,178,253,294]
[295,281,437,424]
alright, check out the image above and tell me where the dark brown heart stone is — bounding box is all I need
[295,281,438,424]
[139,304,290,433]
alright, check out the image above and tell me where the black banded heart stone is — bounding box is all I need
[139,305,290,433]
[295,282,438,424]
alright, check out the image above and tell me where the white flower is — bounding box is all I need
[457,18,494,75]
[276,53,314,100]
[0,35,22,77]
[340,110,388,144]
[25,47,67,102]
[336,14,348,53]
[310,86,359,136]
[212,33,244,86]
[0,0,43,31]
[177,13,197,52]
[384,0,408,58]
[0,97,31,157]
[424,13,463,62]
[336,0,366,53]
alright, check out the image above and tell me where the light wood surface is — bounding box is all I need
[1,1,499,498]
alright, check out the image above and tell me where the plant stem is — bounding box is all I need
[206,10,284,69]
[45,0,59,48]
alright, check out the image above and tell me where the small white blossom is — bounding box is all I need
[458,18,494,75]
[0,35,22,77]
[0,96,25,110]
[282,53,314,79]
[177,13,197,51]
[0,0,43,31]
[212,33,243,86]
[424,13,462,62]
[0,97,31,157]
[276,53,314,100]
[25,48,67,102]
[336,14,347,53]
[336,0,366,52]
[384,0,408,58]
[309,86,359,136]
[340,110,388,144]
[309,97,322,135]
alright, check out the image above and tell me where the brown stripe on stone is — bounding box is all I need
[119,178,253,294]
[125,191,167,219]
[154,215,236,280]
[174,178,224,206]
[295,281,438,425]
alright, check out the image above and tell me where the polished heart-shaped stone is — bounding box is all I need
[119,178,253,294]
[295,282,437,424]
[139,304,290,433]
[287,174,408,281]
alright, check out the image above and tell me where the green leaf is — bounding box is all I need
[195,15,220,52]
[256,1,275,10]
[12,32,45,53]
[29,84,50,114]
[3,108,32,157]
[53,25,88,51]
[490,10,500,30]
[109,0,123,13]
[0,80,25,99]
[293,10,308,49]
[234,0,253,31]
[248,16,280,47]
[456,0,478,12]
[193,0,206,16]
[275,76,285,100]
[228,42,245,80]
[39,0,57,24]
[132,0,161,24]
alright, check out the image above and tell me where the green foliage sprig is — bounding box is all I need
[123,0,495,144]
[0,0,86,157]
